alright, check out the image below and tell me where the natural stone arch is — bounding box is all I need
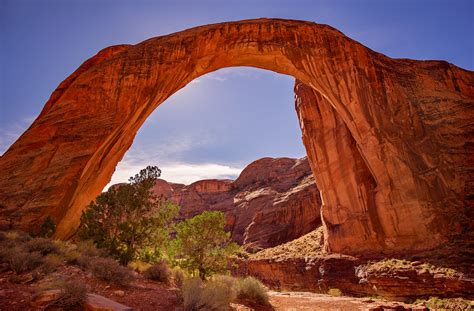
[0,19,472,256]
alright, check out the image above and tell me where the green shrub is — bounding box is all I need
[26,237,59,255]
[236,277,269,306]
[78,166,179,265]
[38,216,56,238]
[328,288,342,296]
[143,260,171,283]
[87,257,134,286]
[171,211,240,280]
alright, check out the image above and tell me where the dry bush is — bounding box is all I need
[198,278,235,310]
[128,260,152,273]
[143,260,171,283]
[87,257,134,286]
[328,288,342,296]
[3,247,43,274]
[40,253,65,274]
[172,268,186,288]
[182,277,203,310]
[26,237,59,255]
[236,277,269,306]
[181,276,236,311]
[76,240,108,258]
[47,279,87,308]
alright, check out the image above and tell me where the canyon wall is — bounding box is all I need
[0,19,472,257]
[150,157,321,250]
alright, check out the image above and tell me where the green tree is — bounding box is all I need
[78,166,179,264]
[171,211,240,280]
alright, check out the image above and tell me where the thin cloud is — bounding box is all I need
[0,116,36,155]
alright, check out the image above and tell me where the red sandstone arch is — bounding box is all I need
[0,19,472,256]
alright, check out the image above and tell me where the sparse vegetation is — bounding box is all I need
[328,288,342,297]
[38,216,56,238]
[45,279,87,308]
[87,257,134,286]
[414,297,472,310]
[25,237,59,255]
[144,259,171,283]
[4,247,43,274]
[78,165,180,265]
[171,211,240,280]
[236,276,269,305]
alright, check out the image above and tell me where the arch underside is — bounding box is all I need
[0,19,472,256]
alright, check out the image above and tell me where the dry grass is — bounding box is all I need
[87,257,134,286]
[251,226,324,260]
[236,276,269,306]
[143,260,171,283]
[44,279,87,308]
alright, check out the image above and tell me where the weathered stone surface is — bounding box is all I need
[152,157,321,250]
[234,256,474,301]
[0,18,472,257]
[84,293,133,311]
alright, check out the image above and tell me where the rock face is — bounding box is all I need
[0,19,472,257]
[151,157,321,250]
[234,256,474,301]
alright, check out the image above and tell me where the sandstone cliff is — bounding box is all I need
[0,19,472,257]
[149,157,321,250]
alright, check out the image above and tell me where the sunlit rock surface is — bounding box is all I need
[0,19,472,257]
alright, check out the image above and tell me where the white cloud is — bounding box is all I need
[105,161,242,190]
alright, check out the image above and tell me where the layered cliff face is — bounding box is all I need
[0,19,472,257]
[150,157,321,250]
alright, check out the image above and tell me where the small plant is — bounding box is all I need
[328,288,342,297]
[182,277,203,310]
[40,253,64,274]
[172,268,186,288]
[46,279,87,308]
[128,260,152,273]
[415,297,472,310]
[198,278,235,310]
[236,277,269,306]
[76,240,108,258]
[144,260,171,283]
[26,237,59,255]
[87,257,134,286]
[5,247,43,274]
[38,216,56,238]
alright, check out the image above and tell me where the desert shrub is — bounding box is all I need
[46,279,87,308]
[198,278,235,310]
[5,230,31,242]
[182,277,203,310]
[78,166,180,265]
[40,253,64,274]
[128,260,152,273]
[26,237,59,255]
[144,260,171,283]
[5,247,43,274]
[87,257,134,286]
[415,297,472,310]
[236,277,269,306]
[172,268,186,288]
[0,231,6,242]
[328,288,342,296]
[171,211,240,280]
[76,240,108,258]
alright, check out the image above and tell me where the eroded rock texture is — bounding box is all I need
[150,157,321,250]
[0,19,472,256]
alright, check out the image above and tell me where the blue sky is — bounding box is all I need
[1,0,473,187]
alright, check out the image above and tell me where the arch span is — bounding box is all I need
[0,19,472,256]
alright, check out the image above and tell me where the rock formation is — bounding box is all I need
[150,157,321,250]
[0,19,472,257]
